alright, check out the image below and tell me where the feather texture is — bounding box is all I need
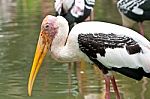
[64,21,150,79]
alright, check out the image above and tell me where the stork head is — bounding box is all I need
[27,15,66,96]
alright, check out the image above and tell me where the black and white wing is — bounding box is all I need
[78,32,150,80]
[69,22,150,80]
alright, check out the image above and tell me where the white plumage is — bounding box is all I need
[53,17,150,72]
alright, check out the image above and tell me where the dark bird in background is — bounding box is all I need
[54,0,95,30]
[117,0,150,36]
[28,15,150,99]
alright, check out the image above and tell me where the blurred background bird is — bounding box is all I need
[117,0,150,36]
[54,0,95,30]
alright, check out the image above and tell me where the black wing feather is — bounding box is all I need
[77,33,150,80]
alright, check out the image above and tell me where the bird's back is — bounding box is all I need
[70,21,150,46]
[69,21,150,80]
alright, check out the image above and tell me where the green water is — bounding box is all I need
[0,0,150,99]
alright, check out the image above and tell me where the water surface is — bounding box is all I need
[0,0,150,99]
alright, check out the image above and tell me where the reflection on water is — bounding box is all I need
[0,0,150,99]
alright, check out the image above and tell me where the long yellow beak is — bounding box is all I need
[28,31,51,96]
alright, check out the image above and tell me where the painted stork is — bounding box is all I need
[28,15,150,99]
[117,0,150,36]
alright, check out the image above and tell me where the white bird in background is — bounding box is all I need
[117,0,150,36]
[28,15,150,99]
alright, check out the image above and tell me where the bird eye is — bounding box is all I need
[44,23,49,30]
